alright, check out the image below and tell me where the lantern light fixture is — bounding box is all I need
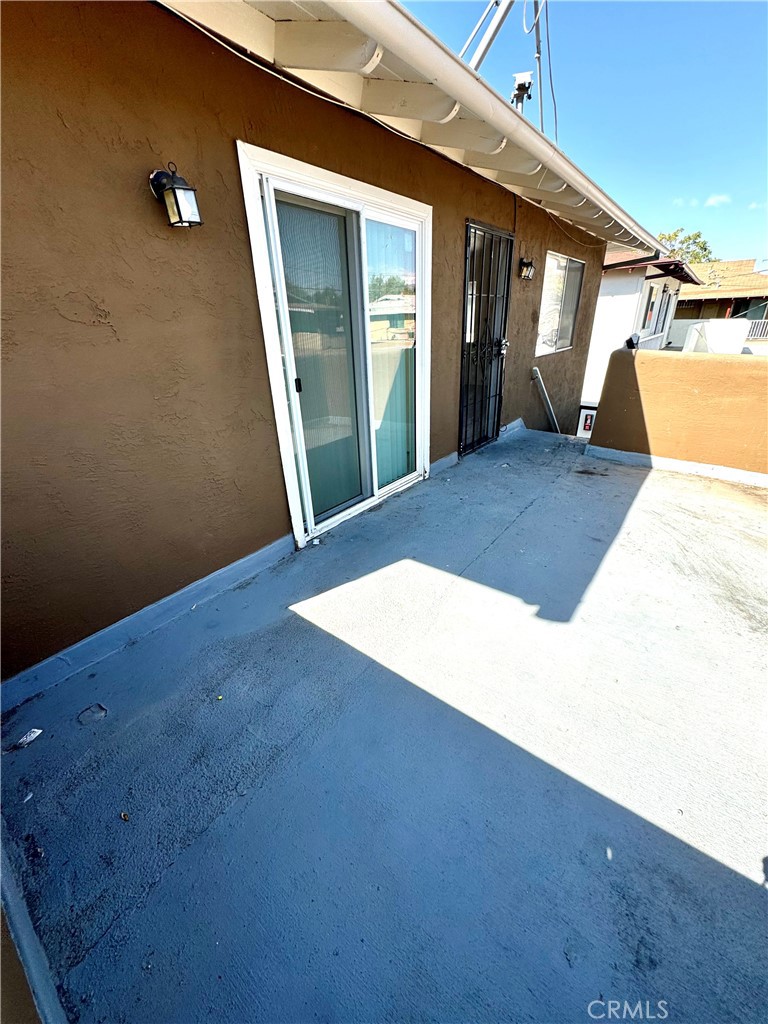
[519,257,536,281]
[148,162,203,227]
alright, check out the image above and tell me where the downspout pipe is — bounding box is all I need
[325,0,664,255]
[531,366,560,433]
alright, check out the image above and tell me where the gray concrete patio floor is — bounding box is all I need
[2,429,767,1024]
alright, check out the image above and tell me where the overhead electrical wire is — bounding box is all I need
[522,0,558,145]
[522,0,545,35]
[543,0,559,145]
[542,207,612,248]
[154,3,460,154]
[157,0,612,248]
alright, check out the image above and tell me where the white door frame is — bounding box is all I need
[237,141,432,549]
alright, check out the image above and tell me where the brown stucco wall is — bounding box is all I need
[1,0,602,677]
[590,348,768,474]
[502,214,603,434]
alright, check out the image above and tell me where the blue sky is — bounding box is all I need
[402,1,768,259]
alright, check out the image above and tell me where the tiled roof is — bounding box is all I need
[679,259,768,300]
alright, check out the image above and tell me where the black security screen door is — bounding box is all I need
[459,222,514,454]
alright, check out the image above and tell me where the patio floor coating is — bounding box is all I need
[2,429,766,1024]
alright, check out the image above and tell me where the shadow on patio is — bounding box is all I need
[2,430,766,1022]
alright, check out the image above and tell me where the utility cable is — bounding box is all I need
[154,2,440,155]
[522,0,545,34]
[544,0,559,145]
[156,0,617,252]
[542,207,614,248]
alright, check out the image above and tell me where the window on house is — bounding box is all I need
[639,282,674,338]
[732,297,768,321]
[654,286,672,335]
[640,283,659,333]
[535,252,585,355]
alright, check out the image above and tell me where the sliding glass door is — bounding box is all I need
[270,192,428,532]
[250,160,429,543]
[275,198,366,519]
[365,220,417,488]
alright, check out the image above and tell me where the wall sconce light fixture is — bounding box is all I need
[149,162,203,227]
[519,257,536,281]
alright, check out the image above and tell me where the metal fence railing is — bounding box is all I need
[746,319,768,340]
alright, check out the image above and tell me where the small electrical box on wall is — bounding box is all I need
[577,405,598,440]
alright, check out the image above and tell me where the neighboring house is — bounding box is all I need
[672,259,768,342]
[579,251,701,434]
[368,294,416,339]
[2,0,664,679]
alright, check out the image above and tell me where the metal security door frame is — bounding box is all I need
[237,141,432,549]
[458,220,514,455]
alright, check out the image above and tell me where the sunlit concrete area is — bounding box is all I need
[2,430,767,1024]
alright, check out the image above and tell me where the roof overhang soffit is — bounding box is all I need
[161,0,663,254]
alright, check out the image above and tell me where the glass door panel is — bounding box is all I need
[365,220,417,488]
[275,198,363,519]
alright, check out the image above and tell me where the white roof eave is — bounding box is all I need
[162,0,666,255]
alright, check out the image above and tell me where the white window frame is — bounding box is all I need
[236,141,432,549]
[638,281,660,336]
[636,279,674,347]
[535,250,586,356]
[654,284,672,336]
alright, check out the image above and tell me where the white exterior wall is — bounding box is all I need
[581,269,645,404]
[582,269,682,405]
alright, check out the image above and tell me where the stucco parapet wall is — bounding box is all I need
[590,348,768,476]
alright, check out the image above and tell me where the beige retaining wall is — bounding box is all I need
[590,348,768,475]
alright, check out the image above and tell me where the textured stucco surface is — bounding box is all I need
[502,208,603,434]
[2,431,766,1023]
[591,349,768,473]
[1,0,601,677]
